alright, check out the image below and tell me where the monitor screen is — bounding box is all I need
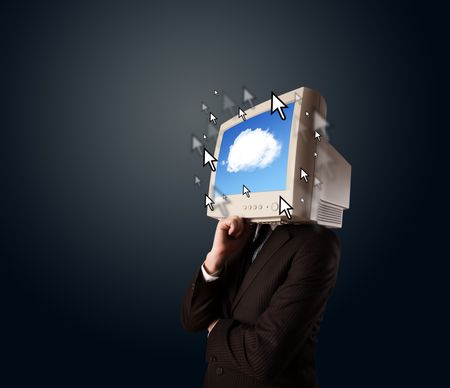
[214,103,294,196]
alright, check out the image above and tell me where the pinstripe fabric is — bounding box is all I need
[251,224,274,263]
[181,223,340,388]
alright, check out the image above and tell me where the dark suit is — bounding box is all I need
[181,223,340,388]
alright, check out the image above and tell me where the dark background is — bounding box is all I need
[1,1,444,387]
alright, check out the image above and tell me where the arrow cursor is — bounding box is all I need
[209,112,217,125]
[242,185,250,198]
[314,131,321,141]
[243,87,255,108]
[279,196,293,220]
[205,194,215,211]
[300,168,309,182]
[271,92,288,120]
[203,148,217,172]
[238,107,247,121]
[191,134,203,156]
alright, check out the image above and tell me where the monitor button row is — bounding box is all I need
[242,204,278,211]
[243,205,264,210]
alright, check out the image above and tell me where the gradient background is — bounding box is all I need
[215,103,294,195]
[1,1,444,387]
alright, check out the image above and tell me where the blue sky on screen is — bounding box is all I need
[215,103,294,196]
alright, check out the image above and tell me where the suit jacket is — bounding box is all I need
[181,223,340,388]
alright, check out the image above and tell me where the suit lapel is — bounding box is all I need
[231,227,292,313]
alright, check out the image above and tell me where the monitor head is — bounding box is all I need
[206,87,351,228]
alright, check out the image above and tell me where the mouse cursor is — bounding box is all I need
[243,87,255,108]
[203,148,217,172]
[314,131,321,141]
[192,134,203,156]
[242,185,250,198]
[205,194,215,211]
[279,196,293,220]
[209,112,217,125]
[223,93,236,114]
[238,107,247,121]
[300,168,309,182]
[271,92,288,121]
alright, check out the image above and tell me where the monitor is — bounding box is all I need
[206,87,351,228]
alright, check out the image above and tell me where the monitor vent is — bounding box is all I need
[317,200,343,226]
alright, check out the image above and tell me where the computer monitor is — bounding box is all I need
[206,87,351,228]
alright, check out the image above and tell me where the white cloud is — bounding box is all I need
[227,128,281,173]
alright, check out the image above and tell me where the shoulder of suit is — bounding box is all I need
[281,224,341,268]
[281,223,340,248]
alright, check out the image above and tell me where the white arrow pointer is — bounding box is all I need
[270,92,288,120]
[209,112,217,125]
[279,196,293,220]
[314,131,321,141]
[194,175,201,186]
[205,194,215,210]
[203,148,218,172]
[238,107,247,121]
[242,185,250,198]
[300,168,309,182]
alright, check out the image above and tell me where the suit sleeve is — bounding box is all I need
[181,266,227,332]
[205,231,340,381]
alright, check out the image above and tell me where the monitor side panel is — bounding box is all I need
[290,88,326,222]
[310,141,352,228]
[315,141,351,209]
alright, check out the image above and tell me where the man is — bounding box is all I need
[181,215,340,387]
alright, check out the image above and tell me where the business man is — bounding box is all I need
[181,216,340,388]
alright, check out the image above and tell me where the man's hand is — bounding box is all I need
[203,216,252,274]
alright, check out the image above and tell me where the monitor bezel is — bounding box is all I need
[207,87,320,223]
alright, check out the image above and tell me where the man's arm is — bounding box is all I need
[205,229,340,380]
[181,217,252,332]
[180,265,226,332]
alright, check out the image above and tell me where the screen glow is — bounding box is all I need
[214,103,294,195]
